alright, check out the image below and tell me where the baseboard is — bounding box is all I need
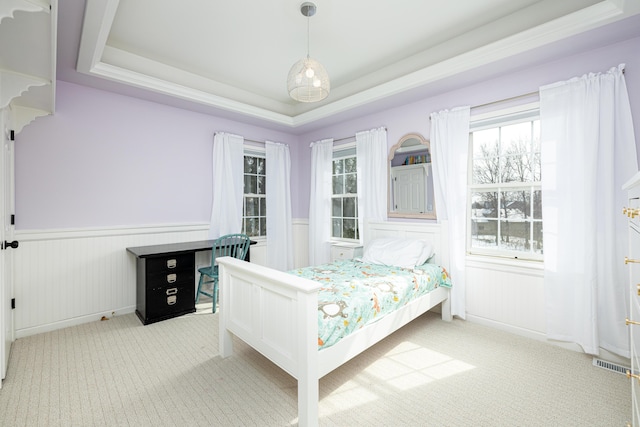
[15,306,136,339]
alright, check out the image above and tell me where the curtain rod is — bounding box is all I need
[471,91,539,111]
[213,132,287,146]
[453,66,626,114]
[334,126,388,143]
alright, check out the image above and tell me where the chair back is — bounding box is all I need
[211,233,251,265]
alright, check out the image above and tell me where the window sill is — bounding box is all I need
[466,253,544,276]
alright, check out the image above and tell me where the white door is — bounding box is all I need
[0,111,16,386]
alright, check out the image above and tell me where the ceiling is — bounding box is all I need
[58,0,640,132]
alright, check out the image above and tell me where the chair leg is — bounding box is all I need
[212,279,219,313]
[195,273,204,304]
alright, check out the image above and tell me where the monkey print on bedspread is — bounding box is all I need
[288,260,451,350]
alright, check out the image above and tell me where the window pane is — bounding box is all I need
[503,154,533,183]
[471,219,498,248]
[472,129,499,158]
[244,218,259,237]
[260,218,266,237]
[244,156,256,174]
[472,156,500,184]
[245,175,256,194]
[532,152,541,181]
[344,197,356,217]
[257,158,265,174]
[245,197,259,216]
[471,191,498,219]
[345,173,357,194]
[332,198,342,216]
[345,157,357,173]
[333,159,344,174]
[343,219,356,239]
[502,190,530,219]
[332,218,342,238]
[257,175,266,194]
[533,190,542,219]
[499,220,531,252]
[333,175,344,194]
[260,197,266,216]
[533,221,543,254]
[501,122,532,155]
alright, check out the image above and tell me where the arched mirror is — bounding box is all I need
[388,133,436,219]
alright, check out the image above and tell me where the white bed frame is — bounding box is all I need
[217,221,452,427]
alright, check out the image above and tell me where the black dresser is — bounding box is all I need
[127,240,253,325]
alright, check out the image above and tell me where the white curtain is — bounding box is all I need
[265,141,294,271]
[209,132,244,238]
[308,139,333,265]
[430,106,471,319]
[356,127,388,238]
[540,64,637,356]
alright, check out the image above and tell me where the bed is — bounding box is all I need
[216,221,452,427]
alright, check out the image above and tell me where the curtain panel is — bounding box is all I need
[308,139,333,265]
[356,127,388,238]
[540,64,637,356]
[209,132,244,238]
[430,106,471,319]
[265,141,294,271]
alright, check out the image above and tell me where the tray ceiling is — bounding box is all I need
[71,0,640,129]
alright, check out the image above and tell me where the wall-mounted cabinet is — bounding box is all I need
[0,0,57,133]
[390,163,431,215]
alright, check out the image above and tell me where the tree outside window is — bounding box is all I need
[242,155,266,237]
[332,155,359,240]
[470,119,542,259]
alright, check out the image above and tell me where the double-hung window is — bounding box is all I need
[242,152,266,238]
[468,107,542,260]
[331,146,359,241]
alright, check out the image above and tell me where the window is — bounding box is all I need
[332,149,359,240]
[469,108,542,260]
[242,153,266,238]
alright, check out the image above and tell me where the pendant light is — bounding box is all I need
[287,2,330,102]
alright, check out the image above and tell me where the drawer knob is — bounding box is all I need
[167,259,177,269]
[627,370,640,382]
[167,273,177,283]
[625,257,640,264]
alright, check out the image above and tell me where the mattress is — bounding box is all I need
[288,259,452,350]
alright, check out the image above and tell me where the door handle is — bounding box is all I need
[2,240,18,250]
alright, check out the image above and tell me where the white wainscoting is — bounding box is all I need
[13,224,211,338]
[465,256,546,339]
[12,219,550,344]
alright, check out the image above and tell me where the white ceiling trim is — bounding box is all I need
[76,0,640,128]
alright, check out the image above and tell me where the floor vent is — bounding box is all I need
[593,358,629,375]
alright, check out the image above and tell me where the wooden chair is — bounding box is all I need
[195,233,251,313]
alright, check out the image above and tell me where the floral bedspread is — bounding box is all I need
[288,260,452,350]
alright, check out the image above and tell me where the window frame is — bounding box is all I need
[242,148,267,240]
[331,143,360,243]
[467,103,543,261]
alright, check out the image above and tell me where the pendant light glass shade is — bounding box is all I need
[287,56,330,102]
[287,2,329,103]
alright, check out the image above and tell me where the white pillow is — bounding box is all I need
[361,238,435,268]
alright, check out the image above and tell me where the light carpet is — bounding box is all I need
[0,310,630,426]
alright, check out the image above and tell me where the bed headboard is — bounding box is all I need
[364,220,450,270]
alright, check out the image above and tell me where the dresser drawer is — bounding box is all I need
[330,244,363,262]
[146,253,193,274]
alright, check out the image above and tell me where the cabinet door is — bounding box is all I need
[392,167,426,214]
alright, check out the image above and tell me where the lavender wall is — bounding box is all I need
[15,81,300,229]
[295,35,640,219]
[14,34,640,229]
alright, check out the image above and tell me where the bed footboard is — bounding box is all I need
[217,256,322,426]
